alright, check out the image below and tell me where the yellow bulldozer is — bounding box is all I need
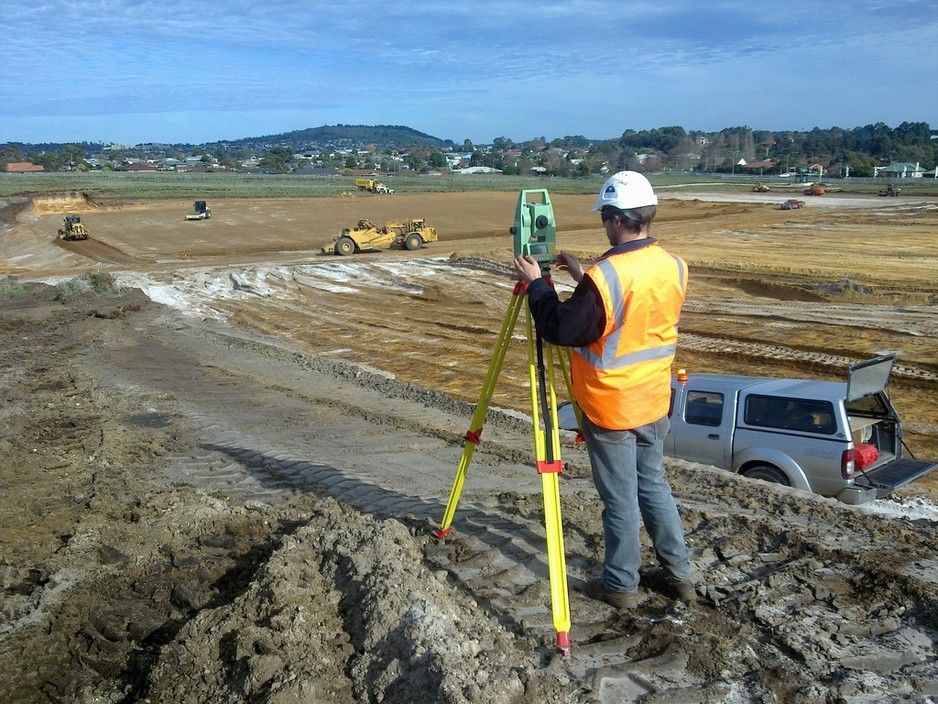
[322,218,438,256]
[57,214,89,241]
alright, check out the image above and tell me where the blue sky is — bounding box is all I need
[2,1,936,146]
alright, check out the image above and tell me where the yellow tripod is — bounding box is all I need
[433,277,576,657]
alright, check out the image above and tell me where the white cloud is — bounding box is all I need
[2,0,936,143]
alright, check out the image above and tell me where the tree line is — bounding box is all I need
[2,122,935,177]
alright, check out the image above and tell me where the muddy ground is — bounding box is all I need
[1,188,937,703]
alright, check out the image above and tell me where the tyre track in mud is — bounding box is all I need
[679,331,938,383]
[76,305,938,702]
[114,254,938,458]
[54,236,145,265]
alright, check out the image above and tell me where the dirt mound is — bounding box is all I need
[0,196,32,232]
[31,191,103,216]
[143,498,575,704]
[730,277,829,302]
[817,278,874,296]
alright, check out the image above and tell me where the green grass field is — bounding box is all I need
[1,171,935,201]
[0,172,600,200]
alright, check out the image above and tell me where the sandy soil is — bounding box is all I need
[1,188,937,703]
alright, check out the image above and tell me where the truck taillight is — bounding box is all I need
[841,449,856,479]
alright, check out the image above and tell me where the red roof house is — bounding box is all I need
[4,162,44,172]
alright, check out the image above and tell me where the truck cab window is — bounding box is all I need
[684,391,724,427]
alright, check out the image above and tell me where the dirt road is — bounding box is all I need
[1,189,937,702]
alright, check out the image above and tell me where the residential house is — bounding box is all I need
[120,162,157,172]
[876,162,925,178]
[4,161,44,172]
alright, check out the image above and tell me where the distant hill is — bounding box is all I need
[214,125,453,150]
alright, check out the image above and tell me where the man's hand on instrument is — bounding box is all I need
[554,252,584,282]
[513,255,543,283]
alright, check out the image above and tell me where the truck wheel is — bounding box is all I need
[404,233,423,251]
[742,464,790,486]
[335,236,356,256]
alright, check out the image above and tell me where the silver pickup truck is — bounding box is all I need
[664,354,936,504]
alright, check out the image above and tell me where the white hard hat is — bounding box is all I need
[592,170,658,211]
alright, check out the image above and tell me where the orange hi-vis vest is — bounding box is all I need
[572,242,687,430]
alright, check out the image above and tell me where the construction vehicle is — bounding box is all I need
[878,184,901,197]
[355,178,394,194]
[57,214,89,241]
[322,218,438,256]
[803,183,826,196]
[185,200,212,220]
[779,199,805,210]
[661,355,937,504]
[752,182,770,192]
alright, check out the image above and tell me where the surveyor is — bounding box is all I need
[512,170,695,609]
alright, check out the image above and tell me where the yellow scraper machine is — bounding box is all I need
[434,188,576,657]
[321,218,437,255]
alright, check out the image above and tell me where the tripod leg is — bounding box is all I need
[525,310,572,656]
[542,470,570,655]
[434,286,525,539]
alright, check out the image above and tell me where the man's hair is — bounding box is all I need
[619,205,656,233]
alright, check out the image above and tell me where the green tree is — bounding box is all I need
[213,150,238,169]
[259,145,294,171]
[427,150,447,169]
[0,143,23,170]
[59,143,85,170]
[36,153,58,171]
[842,151,877,177]
[1,143,23,163]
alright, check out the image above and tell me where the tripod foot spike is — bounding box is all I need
[556,632,571,657]
[431,527,452,540]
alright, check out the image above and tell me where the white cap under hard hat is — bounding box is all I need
[592,170,658,212]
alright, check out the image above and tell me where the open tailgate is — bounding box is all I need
[856,458,938,498]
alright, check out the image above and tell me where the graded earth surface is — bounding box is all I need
[1,187,937,703]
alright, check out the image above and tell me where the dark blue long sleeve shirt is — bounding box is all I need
[525,238,660,348]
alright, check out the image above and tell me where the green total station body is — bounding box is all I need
[510,189,556,271]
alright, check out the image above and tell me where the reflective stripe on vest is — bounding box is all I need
[574,253,686,369]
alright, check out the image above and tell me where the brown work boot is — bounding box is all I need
[642,567,696,602]
[584,578,640,609]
